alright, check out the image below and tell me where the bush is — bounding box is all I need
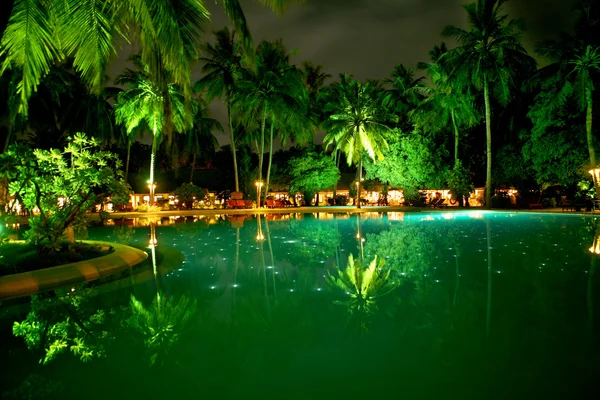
[173,183,208,209]
[134,204,162,212]
[541,197,557,208]
[0,134,130,253]
[491,193,513,209]
[327,194,349,206]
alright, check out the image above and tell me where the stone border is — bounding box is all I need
[0,241,148,301]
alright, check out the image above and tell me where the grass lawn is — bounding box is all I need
[0,242,114,277]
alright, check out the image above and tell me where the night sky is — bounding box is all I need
[0,0,580,146]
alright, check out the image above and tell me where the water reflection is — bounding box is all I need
[2,212,600,399]
[326,254,397,331]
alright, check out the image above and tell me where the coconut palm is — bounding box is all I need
[0,0,301,133]
[536,37,600,198]
[185,97,222,183]
[383,64,425,131]
[323,74,395,209]
[443,0,535,209]
[413,43,479,165]
[234,40,307,205]
[195,27,243,191]
[114,57,186,203]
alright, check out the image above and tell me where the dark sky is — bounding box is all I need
[189,0,577,145]
[0,0,580,146]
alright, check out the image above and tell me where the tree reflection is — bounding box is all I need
[13,288,120,365]
[326,254,398,330]
[126,294,197,367]
[287,218,341,265]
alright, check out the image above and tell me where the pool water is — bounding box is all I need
[1,211,599,399]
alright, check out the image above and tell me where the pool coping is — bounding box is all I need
[0,241,148,301]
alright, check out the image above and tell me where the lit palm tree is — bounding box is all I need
[536,38,600,198]
[323,74,395,208]
[114,57,186,203]
[234,40,307,205]
[443,0,535,209]
[195,27,243,191]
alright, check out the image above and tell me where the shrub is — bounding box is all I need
[491,193,513,209]
[328,194,349,206]
[541,197,557,208]
[173,183,208,209]
[0,134,130,253]
[134,204,162,213]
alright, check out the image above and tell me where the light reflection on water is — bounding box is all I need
[1,211,599,399]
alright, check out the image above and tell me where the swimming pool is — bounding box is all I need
[1,211,598,399]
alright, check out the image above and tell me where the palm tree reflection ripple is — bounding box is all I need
[326,254,398,330]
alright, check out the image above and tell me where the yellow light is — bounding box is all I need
[256,233,265,241]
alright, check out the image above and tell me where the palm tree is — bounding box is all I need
[413,44,479,166]
[536,37,600,199]
[383,64,425,131]
[323,74,394,209]
[443,0,535,209]
[195,27,243,191]
[0,0,301,134]
[234,40,307,205]
[186,97,222,183]
[114,57,186,203]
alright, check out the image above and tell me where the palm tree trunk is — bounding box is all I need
[189,153,196,183]
[332,149,339,204]
[357,158,362,209]
[228,104,240,192]
[258,106,267,207]
[265,116,275,205]
[586,93,600,199]
[149,126,159,205]
[483,75,492,210]
[2,129,12,153]
[125,141,131,185]
[451,109,459,165]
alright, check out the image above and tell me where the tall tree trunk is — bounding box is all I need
[586,92,600,200]
[149,131,158,205]
[257,106,267,207]
[451,108,460,165]
[357,158,362,209]
[2,129,12,153]
[333,149,339,204]
[228,104,240,192]
[124,141,131,185]
[483,75,492,210]
[265,116,275,205]
[189,153,196,183]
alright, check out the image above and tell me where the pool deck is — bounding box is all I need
[94,205,600,219]
[0,241,148,301]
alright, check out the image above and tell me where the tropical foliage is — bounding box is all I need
[0,133,129,252]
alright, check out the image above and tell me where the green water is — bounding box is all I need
[1,211,598,399]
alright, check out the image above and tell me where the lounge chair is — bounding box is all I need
[244,200,253,209]
[227,199,238,209]
[528,195,543,209]
[275,199,283,208]
[561,196,574,211]
[435,198,447,208]
[429,198,441,207]
[266,199,275,208]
